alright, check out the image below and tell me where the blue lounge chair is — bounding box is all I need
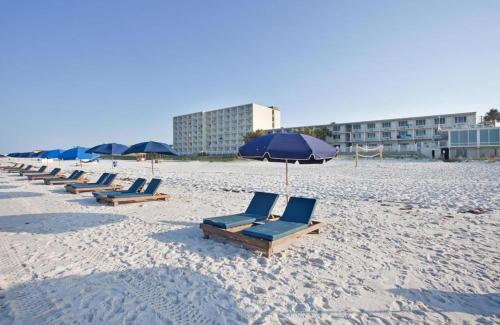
[242,197,317,240]
[65,173,121,194]
[98,178,167,206]
[9,164,32,173]
[20,166,47,175]
[1,163,24,171]
[203,192,279,230]
[92,178,147,198]
[201,196,323,257]
[27,168,62,180]
[44,170,88,185]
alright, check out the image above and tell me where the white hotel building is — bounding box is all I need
[268,112,477,157]
[173,103,280,155]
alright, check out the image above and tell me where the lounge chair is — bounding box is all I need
[27,168,62,180]
[202,192,279,231]
[20,166,47,176]
[92,178,146,199]
[8,164,32,173]
[44,170,88,185]
[1,163,22,170]
[96,178,167,206]
[65,173,121,194]
[201,196,323,257]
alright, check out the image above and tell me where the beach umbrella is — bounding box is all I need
[61,147,99,161]
[40,149,65,159]
[238,133,337,197]
[122,141,178,174]
[86,143,129,167]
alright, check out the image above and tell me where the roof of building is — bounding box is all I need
[270,112,477,130]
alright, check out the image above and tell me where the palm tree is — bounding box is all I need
[484,108,500,123]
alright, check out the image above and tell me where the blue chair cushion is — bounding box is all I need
[242,221,308,241]
[106,193,152,199]
[92,190,128,198]
[203,213,260,229]
[244,192,279,219]
[280,197,317,224]
[68,183,100,188]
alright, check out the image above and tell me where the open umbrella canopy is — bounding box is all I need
[86,143,129,155]
[61,147,99,160]
[122,141,178,156]
[238,133,337,164]
[40,149,65,159]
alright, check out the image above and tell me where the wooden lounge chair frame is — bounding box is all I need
[200,219,323,257]
[96,193,168,206]
[45,177,89,185]
[28,172,62,180]
[20,168,46,176]
[66,184,123,194]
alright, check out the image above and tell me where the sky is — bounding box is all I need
[1,0,499,153]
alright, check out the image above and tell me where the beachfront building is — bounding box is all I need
[173,103,281,155]
[447,127,500,159]
[267,112,477,158]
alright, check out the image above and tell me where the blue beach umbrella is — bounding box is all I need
[61,147,99,161]
[238,133,337,189]
[86,143,129,168]
[122,141,178,174]
[40,149,65,159]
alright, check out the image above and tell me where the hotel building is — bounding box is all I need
[173,103,280,155]
[267,112,477,157]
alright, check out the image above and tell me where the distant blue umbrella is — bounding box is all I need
[239,133,337,191]
[86,143,129,168]
[40,149,65,159]
[122,141,178,174]
[86,143,129,155]
[62,147,99,161]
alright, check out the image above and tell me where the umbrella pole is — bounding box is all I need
[151,153,154,175]
[285,160,289,202]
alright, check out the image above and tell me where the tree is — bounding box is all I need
[243,129,266,143]
[484,108,500,123]
[312,127,333,140]
[298,127,332,140]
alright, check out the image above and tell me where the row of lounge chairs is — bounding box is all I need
[2,165,168,206]
[1,163,321,256]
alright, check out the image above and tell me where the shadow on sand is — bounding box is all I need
[0,265,247,324]
[0,213,126,234]
[0,185,19,190]
[150,223,253,259]
[389,288,500,316]
[0,192,43,199]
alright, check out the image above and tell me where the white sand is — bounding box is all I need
[0,158,498,324]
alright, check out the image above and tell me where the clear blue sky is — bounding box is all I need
[1,0,499,153]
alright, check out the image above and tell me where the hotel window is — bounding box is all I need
[367,132,376,139]
[398,131,410,138]
[455,116,467,123]
[353,124,361,130]
[382,131,391,138]
[434,117,445,124]
[332,134,341,140]
[416,129,426,137]
[416,119,426,126]
[398,120,409,127]
[332,125,340,131]
[382,121,391,128]
[367,123,376,129]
